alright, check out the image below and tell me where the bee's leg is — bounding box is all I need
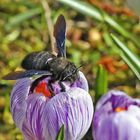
[47,80,66,94]
[47,80,55,96]
[58,81,66,92]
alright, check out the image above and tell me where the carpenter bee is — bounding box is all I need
[3,15,79,94]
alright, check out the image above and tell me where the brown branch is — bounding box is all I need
[41,0,57,56]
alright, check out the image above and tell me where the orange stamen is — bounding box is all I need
[34,81,51,97]
[115,107,127,112]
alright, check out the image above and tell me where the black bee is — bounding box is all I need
[3,15,79,94]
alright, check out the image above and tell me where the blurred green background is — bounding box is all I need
[0,0,140,139]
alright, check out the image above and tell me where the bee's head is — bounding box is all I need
[60,63,79,82]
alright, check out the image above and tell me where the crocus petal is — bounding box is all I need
[19,88,93,140]
[10,78,32,129]
[93,90,140,140]
[73,71,89,92]
[22,94,47,140]
[41,88,93,140]
[11,71,93,140]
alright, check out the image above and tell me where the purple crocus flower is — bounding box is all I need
[10,71,93,140]
[93,90,140,140]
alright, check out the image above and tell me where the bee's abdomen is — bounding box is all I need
[21,51,55,70]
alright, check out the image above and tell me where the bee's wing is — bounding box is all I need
[2,70,52,80]
[54,14,66,58]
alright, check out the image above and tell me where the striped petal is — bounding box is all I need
[72,71,89,92]
[21,88,93,140]
[41,88,93,140]
[10,78,32,129]
[21,94,47,140]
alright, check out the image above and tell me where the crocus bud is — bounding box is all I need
[93,90,140,140]
[11,71,94,140]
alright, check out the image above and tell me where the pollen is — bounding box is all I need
[115,107,127,112]
[34,81,52,97]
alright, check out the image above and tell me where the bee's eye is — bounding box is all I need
[62,71,73,81]
[72,69,77,75]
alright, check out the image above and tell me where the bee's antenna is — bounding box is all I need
[75,63,87,73]
[71,63,88,77]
